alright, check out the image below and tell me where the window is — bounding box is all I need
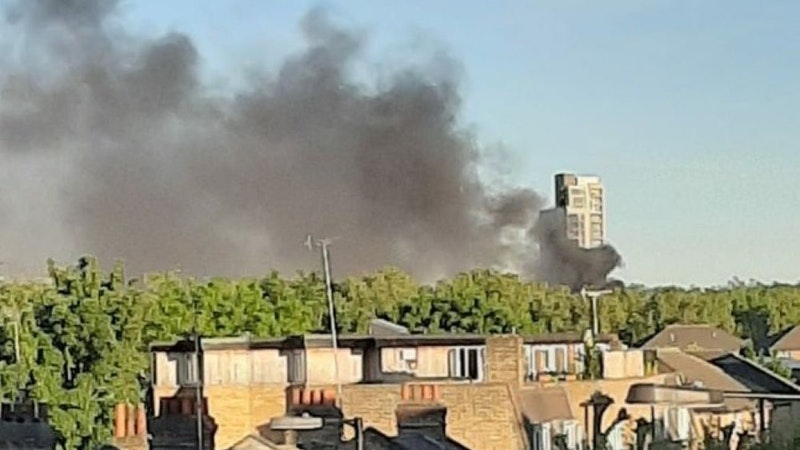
[606,422,625,450]
[287,350,307,385]
[531,423,552,450]
[398,348,418,371]
[176,352,199,386]
[571,196,585,208]
[448,346,485,381]
[562,420,579,450]
[567,214,581,227]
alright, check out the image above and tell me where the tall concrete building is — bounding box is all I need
[554,173,605,248]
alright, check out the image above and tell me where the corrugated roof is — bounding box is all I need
[641,325,743,352]
[656,349,754,412]
[517,386,576,423]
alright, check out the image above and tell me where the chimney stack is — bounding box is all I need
[396,384,447,444]
[485,335,525,387]
[149,395,217,450]
[0,399,57,449]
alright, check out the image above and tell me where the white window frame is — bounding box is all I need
[398,347,419,371]
[562,420,579,450]
[448,346,485,381]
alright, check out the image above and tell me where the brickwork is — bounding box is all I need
[325,382,525,450]
[154,384,286,449]
[485,335,525,388]
[111,403,147,450]
[150,335,679,450]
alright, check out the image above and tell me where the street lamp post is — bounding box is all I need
[305,235,343,408]
[580,287,613,339]
[177,268,204,450]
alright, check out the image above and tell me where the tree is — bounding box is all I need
[2,256,800,448]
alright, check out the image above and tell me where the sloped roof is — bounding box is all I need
[641,325,743,352]
[369,318,410,336]
[227,434,283,450]
[518,386,576,423]
[692,351,800,395]
[656,349,754,412]
[349,427,472,450]
[770,325,800,352]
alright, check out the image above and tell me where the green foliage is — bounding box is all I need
[2,258,800,448]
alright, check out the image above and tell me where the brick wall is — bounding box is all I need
[159,381,528,450]
[149,335,670,450]
[154,384,287,449]
[485,335,524,388]
[333,382,526,450]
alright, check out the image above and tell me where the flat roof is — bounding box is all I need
[149,331,618,352]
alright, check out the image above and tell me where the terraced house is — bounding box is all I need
[134,321,800,450]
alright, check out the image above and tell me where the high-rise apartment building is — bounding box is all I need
[554,173,605,248]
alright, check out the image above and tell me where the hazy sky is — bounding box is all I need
[119,0,799,287]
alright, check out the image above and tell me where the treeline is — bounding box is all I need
[0,257,798,449]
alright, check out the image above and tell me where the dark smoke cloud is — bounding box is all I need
[0,0,620,285]
[532,208,622,291]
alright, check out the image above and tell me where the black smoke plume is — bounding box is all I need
[532,208,623,291]
[0,0,620,286]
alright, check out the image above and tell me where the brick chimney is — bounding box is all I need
[396,384,447,444]
[284,387,343,447]
[112,403,148,450]
[0,400,57,449]
[148,394,217,450]
[485,335,525,387]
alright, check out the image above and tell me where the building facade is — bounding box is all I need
[554,173,606,248]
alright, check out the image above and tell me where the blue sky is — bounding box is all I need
[122,1,800,286]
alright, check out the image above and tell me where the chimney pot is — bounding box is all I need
[125,404,136,437]
[136,404,147,436]
[310,389,321,405]
[114,403,126,438]
[322,389,336,405]
[301,389,312,405]
[401,384,411,401]
[290,387,301,406]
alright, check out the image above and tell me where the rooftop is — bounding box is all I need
[656,348,753,412]
[640,324,744,353]
[150,331,619,353]
[768,325,800,352]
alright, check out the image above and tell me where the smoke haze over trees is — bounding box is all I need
[0,0,620,286]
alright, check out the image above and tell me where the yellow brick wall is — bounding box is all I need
[331,382,525,450]
[153,384,287,449]
[485,335,524,387]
